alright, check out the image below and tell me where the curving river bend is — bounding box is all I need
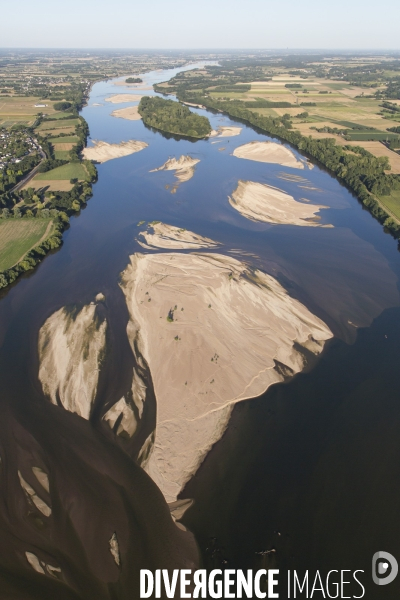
[1,63,400,599]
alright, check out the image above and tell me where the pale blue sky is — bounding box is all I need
[2,0,400,49]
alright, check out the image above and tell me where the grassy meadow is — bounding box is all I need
[0,219,53,271]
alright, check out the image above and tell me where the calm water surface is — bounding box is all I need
[1,63,400,598]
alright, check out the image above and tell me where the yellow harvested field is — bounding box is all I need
[0,97,55,117]
[339,86,380,98]
[22,180,75,192]
[52,143,74,151]
[39,127,75,136]
[0,219,54,271]
[346,142,400,174]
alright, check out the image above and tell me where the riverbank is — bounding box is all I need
[182,94,400,240]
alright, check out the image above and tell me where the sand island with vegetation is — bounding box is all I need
[229,180,331,227]
[233,141,305,169]
[138,96,211,139]
[120,249,333,501]
[82,140,148,163]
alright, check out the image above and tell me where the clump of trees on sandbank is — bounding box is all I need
[138,96,211,139]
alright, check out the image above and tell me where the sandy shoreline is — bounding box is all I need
[137,222,219,250]
[111,106,142,121]
[82,140,148,163]
[121,251,332,501]
[233,141,305,169]
[105,94,143,104]
[230,180,331,227]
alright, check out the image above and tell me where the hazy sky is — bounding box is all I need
[2,0,400,49]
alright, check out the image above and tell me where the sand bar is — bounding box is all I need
[138,222,219,250]
[121,252,332,501]
[38,302,107,419]
[111,106,142,121]
[82,140,148,163]
[150,155,200,191]
[210,126,242,138]
[229,180,331,227]
[105,94,143,104]
[233,141,305,169]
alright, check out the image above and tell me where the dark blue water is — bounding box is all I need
[1,63,400,599]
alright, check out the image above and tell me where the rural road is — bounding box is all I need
[11,146,47,194]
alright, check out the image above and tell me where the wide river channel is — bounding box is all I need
[1,63,400,599]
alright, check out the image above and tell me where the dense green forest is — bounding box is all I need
[126,77,143,83]
[138,96,211,138]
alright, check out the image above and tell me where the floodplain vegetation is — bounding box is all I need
[138,96,211,138]
[154,54,400,237]
[0,49,190,291]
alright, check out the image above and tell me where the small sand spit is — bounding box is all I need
[138,222,219,250]
[38,301,107,419]
[210,126,242,138]
[121,252,332,501]
[150,155,200,192]
[233,141,304,169]
[103,397,137,438]
[105,94,143,103]
[229,180,331,227]
[150,155,200,183]
[82,140,148,163]
[111,106,142,121]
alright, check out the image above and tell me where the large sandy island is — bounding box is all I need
[150,155,200,191]
[233,141,305,169]
[138,222,219,250]
[105,94,143,103]
[111,106,142,121]
[229,180,331,227]
[38,302,107,419]
[82,140,148,163]
[121,252,332,501]
[210,126,242,138]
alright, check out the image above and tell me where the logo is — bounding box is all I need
[372,552,398,586]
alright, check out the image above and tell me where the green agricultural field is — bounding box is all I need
[35,162,89,181]
[47,136,79,144]
[0,218,53,271]
[345,131,400,141]
[43,112,77,120]
[37,118,80,131]
[54,150,71,160]
[379,189,400,220]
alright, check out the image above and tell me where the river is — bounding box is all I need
[0,63,400,599]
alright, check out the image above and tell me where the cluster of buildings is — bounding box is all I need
[0,129,40,172]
